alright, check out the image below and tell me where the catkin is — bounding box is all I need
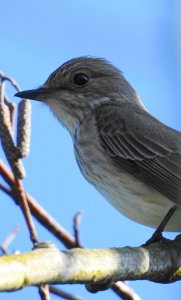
[17,99,31,158]
[0,103,26,179]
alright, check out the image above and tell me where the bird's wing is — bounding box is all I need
[95,102,181,206]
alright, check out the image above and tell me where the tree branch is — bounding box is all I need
[0,237,180,293]
[0,160,76,249]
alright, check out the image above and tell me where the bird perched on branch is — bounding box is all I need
[15,57,181,233]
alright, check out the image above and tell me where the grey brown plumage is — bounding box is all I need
[15,56,181,231]
[95,102,181,205]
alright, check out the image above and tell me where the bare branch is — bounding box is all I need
[112,282,142,300]
[0,72,21,92]
[49,286,84,300]
[0,160,76,249]
[0,238,180,292]
[39,285,50,300]
[0,226,20,254]
[73,212,83,247]
[14,177,39,246]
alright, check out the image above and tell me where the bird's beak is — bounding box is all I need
[15,87,54,102]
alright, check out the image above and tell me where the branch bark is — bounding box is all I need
[0,236,180,293]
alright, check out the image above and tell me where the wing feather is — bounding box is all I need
[95,102,181,206]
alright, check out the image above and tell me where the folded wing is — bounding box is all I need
[95,102,181,206]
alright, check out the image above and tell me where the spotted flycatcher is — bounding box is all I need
[15,57,181,231]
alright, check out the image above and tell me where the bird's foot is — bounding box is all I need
[142,205,177,247]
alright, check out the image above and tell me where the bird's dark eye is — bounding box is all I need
[73,73,89,86]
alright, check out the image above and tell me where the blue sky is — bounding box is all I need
[0,1,181,300]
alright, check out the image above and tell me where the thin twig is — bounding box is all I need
[39,285,50,300]
[0,72,21,92]
[0,225,20,254]
[73,211,83,247]
[14,177,38,246]
[0,182,12,196]
[0,160,76,248]
[112,282,142,300]
[49,285,84,300]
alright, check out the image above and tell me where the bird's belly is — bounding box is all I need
[74,124,181,232]
[86,162,181,231]
[94,171,177,230]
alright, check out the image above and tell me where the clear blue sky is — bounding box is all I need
[1,1,180,299]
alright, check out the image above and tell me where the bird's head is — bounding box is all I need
[15,56,141,136]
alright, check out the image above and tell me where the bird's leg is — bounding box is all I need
[143,205,177,246]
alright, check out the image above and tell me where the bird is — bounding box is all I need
[15,56,181,232]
